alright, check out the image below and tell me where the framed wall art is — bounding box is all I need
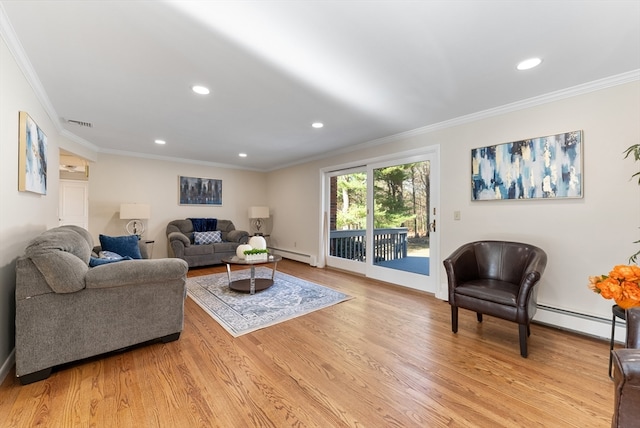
[18,111,48,195]
[179,175,222,206]
[471,130,583,201]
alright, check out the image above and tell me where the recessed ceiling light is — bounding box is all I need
[239,153,247,158]
[192,85,210,95]
[154,139,166,145]
[312,122,324,129]
[517,58,542,71]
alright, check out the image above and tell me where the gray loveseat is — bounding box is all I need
[15,225,189,384]
[166,219,249,267]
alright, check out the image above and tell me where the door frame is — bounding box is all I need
[319,145,440,293]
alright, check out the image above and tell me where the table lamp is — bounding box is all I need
[120,203,151,238]
[248,206,269,235]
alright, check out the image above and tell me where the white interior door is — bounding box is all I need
[59,179,89,229]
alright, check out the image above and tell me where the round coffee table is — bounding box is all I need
[221,254,282,294]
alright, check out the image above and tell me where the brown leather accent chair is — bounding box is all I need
[443,241,547,357]
[611,307,640,428]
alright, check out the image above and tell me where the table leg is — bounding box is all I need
[225,263,232,286]
[271,260,278,281]
[250,265,256,295]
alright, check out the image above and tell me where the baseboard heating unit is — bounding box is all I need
[269,247,317,267]
[535,304,626,342]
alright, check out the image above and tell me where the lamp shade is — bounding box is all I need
[120,203,151,220]
[248,206,269,219]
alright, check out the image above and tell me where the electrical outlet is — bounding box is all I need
[454,211,461,221]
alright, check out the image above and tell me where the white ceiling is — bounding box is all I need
[2,1,639,171]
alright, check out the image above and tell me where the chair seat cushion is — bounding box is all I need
[455,279,518,306]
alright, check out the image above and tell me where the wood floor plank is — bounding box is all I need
[1,260,615,427]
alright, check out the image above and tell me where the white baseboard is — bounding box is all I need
[435,282,448,300]
[270,248,316,266]
[0,348,15,385]
[534,305,625,342]
[432,296,625,343]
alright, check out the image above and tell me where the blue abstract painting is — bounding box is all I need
[18,111,47,195]
[471,131,582,200]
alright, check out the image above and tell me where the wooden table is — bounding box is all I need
[221,254,282,295]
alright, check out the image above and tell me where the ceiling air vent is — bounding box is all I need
[66,119,93,128]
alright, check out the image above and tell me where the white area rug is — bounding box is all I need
[187,267,352,337]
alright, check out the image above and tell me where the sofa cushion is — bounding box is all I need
[194,231,222,245]
[99,234,142,259]
[212,241,241,254]
[184,244,215,256]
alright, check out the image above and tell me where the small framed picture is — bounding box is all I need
[178,175,222,206]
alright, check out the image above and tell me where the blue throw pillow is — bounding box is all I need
[99,250,123,259]
[89,255,132,267]
[99,234,142,259]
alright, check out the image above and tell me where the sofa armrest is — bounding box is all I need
[168,231,190,247]
[226,229,249,244]
[626,307,640,349]
[612,348,640,427]
[85,258,188,289]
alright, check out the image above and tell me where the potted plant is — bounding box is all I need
[624,143,640,263]
[588,144,640,309]
[244,248,269,262]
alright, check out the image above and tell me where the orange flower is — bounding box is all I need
[590,264,640,307]
[611,265,640,282]
[622,281,640,301]
[588,276,602,293]
[597,277,623,300]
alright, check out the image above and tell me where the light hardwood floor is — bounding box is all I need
[1,260,614,427]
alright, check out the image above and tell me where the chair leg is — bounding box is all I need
[476,312,483,323]
[519,324,529,358]
[451,306,458,333]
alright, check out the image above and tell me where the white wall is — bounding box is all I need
[0,36,67,380]
[88,154,269,258]
[267,81,640,337]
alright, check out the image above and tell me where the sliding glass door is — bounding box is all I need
[324,148,439,293]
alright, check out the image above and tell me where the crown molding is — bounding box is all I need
[348,69,640,152]
[1,5,57,129]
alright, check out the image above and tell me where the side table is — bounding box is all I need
[609,304,626,379]
[144,240,155,258]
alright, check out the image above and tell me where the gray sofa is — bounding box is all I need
[15,225,189,384]
[166,219,249,267]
